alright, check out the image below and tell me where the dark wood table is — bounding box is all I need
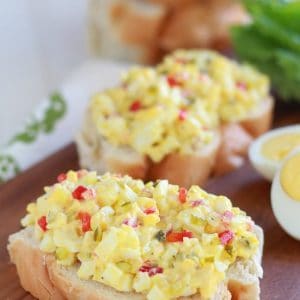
[0,101,299,299]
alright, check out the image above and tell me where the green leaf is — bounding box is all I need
[9,91,67,145]
[0,154,20,183]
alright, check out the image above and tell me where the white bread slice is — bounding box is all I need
[159,0,245,51]
[76,109,221,188]
[88,0,166,64]
[8,226,263,300]
[214,96,274,176]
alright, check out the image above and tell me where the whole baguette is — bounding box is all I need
[7,226,263,300]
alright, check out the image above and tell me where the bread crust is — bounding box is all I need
[214,97,274,176]
[8,226,263,300]
[147,134,221,188]
[240,96,274,138]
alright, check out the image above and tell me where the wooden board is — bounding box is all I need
[0,101,299,299]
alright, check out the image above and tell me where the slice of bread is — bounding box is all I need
[214,96,274,176]
[158,0,248,53]
[76,109,221,188]
[8,225,263,300]
[88,0,167,64]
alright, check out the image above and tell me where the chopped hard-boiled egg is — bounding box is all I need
[249,125,300,181]
[90,50,270,163]
[21,171,259,299]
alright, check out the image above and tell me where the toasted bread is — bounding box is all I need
[8,226,263,300]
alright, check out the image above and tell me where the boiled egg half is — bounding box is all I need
[249,125,300,181]
[271,148,300,240]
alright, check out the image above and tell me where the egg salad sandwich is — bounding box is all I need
[8,171,263,300]
[76,50,273,187]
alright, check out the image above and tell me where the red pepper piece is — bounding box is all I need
[57,173,67,183]
[218,230,234,245]
[139,262,163,277]
[144,207,156,215]
[167,75,182,87]
[78,212,91,233]
[123,217,138,228]
[166,230,193,242]
[72,185,88,200]
[37,216,47,232]
[236,81,247,90]
[130,100,142,112]
[178,187,188,203]
[178,109,187,121]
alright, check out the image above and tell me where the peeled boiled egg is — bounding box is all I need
[249,125,300,181]
[271,148,300,240]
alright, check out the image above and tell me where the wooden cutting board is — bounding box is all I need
[0,102,299,300]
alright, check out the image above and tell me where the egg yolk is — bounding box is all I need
[261,133,300,161]
[280,153,300,201]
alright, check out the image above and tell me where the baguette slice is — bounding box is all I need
[155,0,248,52]
[76,109,221,188]
[8,226,263,300]
[214,96,274,176]
[88,0,166,64]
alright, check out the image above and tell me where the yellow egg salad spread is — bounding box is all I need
[158,50,270,123]
[22,171,259,300]
[90,67,216,163]
[89,50,270,163]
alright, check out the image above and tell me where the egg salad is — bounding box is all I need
[21,170,259,300]
[89,50,270,163]
[158,50,270,123]
[90,66,216,163]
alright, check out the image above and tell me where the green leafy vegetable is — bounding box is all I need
[231,0,300,102]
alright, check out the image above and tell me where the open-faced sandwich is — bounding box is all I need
[8,171,263,299]
[76,50,273,187]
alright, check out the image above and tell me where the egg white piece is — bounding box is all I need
[271,148,300,240]
[249,125,300,181]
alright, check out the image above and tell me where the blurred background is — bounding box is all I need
[0,1,87,144]
[1,0,248,145]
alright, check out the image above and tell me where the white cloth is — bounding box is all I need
[0,60,130,182]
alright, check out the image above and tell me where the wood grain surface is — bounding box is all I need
[0,101,299,300]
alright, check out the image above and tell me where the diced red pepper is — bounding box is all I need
[139,262,163,277]
[166,230,193,242]
[130,100,142,112]
[178,109,187,121]
[236,81,247,90]
[37,216,47,232]
[218,230,234,245]
[144,207,156,215]
[178,187,188,203]
[191,200,204,207]
[123,217,138,228]
[167,75,182,87]
[78,212,91,233]
[57,173,67,183]
[72,185,88,200]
